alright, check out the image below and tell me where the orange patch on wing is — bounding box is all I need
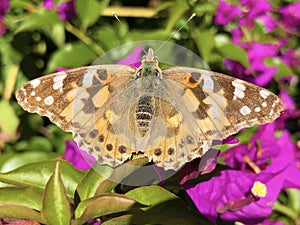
[183,74,198,88]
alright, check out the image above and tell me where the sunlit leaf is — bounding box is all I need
[101,214,208,225]
[0,100,19,138]
[0,160,83,197]
[0,205,45,224]
[45,42,98,73]
[166,0,189,32]
[216,42,250,68]
[76,164,113,200]
[42,161,71,225]
[15,9,62,33]
[0,187,42,210]
[193,29,216,63]
[73,193,143,225]
[76,0,101,28]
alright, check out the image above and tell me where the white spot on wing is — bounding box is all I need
[31,79,41,88]
[202,75,214,92]
[31,91,36,96]
[232,80,246,100]
[53,74,67,90]
[240,105,251,115]
[53,74,67,82]
[262,102,267,107]
[254,107,261,112]
[260,90,270,99]
[44,96,54,105]
[53,81,63,90]
[36,96,42,101]
[82,69,95,87]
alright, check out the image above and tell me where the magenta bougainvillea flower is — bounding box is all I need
[279,1,300,33]
[116,46,143,67]
[215,0,300,87]
[220,123,300,189]
[64,141,95,170]
[0,0,9,35]
[261,219,286,225]
[185,169,286,224]
[43,0,76,21]
[237,0,273,28]
[214,0,241,26]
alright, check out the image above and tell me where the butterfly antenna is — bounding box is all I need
[155,13,196,54]
[113,12,147,54]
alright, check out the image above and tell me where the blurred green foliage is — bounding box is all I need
[0,0,299,224]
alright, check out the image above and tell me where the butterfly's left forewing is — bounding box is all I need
[16,65,136,131]
[16,65,140,167]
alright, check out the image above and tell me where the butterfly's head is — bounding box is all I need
[135,48,162,81]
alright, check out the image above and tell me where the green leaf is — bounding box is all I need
[44,22,66,48]
[76,0,101,28]
[264,57,294,78]
[45,42,98,73]
[216,41,250,68]
[94,157,149,195]
[193,29,216,63]
[101,214,206,225]
[76,164,113,200]
[15,9,62,33]
[166,0,189,32]
[0,205,45,223]
[0,151,57,174]
[0,187,42,210]
[0,100,19,138]
[73,193,143,225]
[131,29,169,41]
[0,160,83,197]
[125,185,178,207]
[125,185,211,224]
[42,161,71,225]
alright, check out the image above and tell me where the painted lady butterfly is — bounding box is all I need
[16,47,283,170]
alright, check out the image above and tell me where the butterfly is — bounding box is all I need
[16,47,284,170]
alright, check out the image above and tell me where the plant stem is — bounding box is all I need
[64,22,105,56]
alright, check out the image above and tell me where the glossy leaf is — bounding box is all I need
[216,42,250,68]
[76,0,101,28]
[94,157,149,194]
[193,29,216,63]
[264,58,294,78]
[73,193,143,225]
[101,214,205,225]
[0,100,19,138]
[45,42,98,73]
[76,164,113,200]
[0,160,83,197]
[0,187,42,210]
[125,185,212,224]
[0,205,45,224]
[42,161,71,225]
[44,23,66,48]
[125,185,178,207]
[15,9,62,33]
[165,0,189,33]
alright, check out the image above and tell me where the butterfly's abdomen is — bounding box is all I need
[135,95,155,137]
